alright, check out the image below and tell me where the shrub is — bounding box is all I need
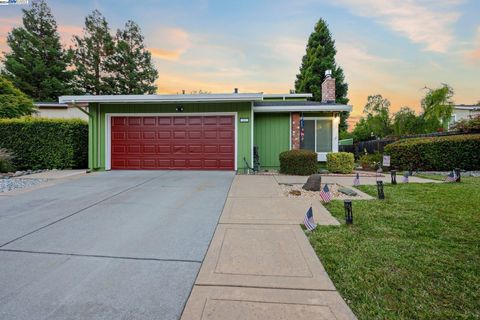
[358,152,383,170]
[451,115,480,133]
[0,117,88,170]
[279,149,317,175]
[0,148,15,173]
[0,76,36,118]
[326,152,354,173]
[384,134,480,171]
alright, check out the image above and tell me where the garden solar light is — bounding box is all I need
[391,170,397,185]
[376,181,385,200]
[454,168,461,182]
[344,200,353,224]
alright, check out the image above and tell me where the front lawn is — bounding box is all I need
[308,177,480,319]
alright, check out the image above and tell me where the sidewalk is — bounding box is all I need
[181,175,356,320]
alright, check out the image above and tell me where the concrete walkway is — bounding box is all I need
[181,175,356,320]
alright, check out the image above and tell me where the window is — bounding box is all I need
[301,119,333,153]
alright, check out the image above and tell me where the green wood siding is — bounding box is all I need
[88,102,252,171]
[254,113,290,169]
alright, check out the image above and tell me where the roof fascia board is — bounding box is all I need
[253,105,352,112]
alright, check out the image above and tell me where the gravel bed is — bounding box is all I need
[0,178,47,193]
[280,183,362,200]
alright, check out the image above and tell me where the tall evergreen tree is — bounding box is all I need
[1,0,73,101]
[72,10,114,95]
[106,21,158,94]
[295,18,349,131]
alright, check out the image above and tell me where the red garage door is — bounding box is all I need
[111,116,235,170]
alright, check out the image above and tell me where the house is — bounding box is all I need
[449,105,480,128]
[59,73,351,171]
[33,102,89,120]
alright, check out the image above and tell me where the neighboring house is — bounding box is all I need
[449,104,480,128]
[34,102,89,120]
[59,73,351,172]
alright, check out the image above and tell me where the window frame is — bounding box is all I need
[301,116,338,161]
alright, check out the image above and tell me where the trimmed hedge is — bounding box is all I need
[384,134,480,171]
[279,149,317,175]
[0,117,88,170]
[326,152,354,173]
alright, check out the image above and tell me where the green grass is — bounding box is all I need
[308,177,480,319]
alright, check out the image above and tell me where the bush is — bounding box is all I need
[0,117,88,170]
[384,134,480,171]
[358,152,383,170]
[279,149,318,175]
[326,152,354,174]
[451,115,480,133]
[0,148,15,173]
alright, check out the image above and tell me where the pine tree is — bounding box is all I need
[72,10,114,95]
[106,21,158,94]
[295,18,349,131]
[1,0,73,102]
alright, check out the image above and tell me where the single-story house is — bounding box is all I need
[449,105,480,128]
[33,102,89,120]
[59,74,351,171]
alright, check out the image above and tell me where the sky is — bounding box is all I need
[0,0,479,128]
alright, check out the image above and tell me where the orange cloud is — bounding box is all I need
[149,48,184,61]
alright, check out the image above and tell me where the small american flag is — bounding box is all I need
[402,172,409,183]
[444,171,457,182]
[320,184,332,203]
[303,206,317,231]
[353,173,360,186]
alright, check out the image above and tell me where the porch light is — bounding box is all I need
[344,200,353,224]
[376,181,385,199]
[176,106,184,112]
[391,170,397,185]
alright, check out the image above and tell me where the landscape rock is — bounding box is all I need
[338,187,358,196]
[302,174,322,191]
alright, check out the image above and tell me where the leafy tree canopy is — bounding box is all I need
[1,0,73,101]
[0,76,36,118]
[106,20,158,94]
[72,9,115,95]
[295,18,349,131]
[421,84,454,131]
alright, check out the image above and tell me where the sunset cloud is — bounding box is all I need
[149,47,184,61]
[464,26,480,63]
[334,0,462,52]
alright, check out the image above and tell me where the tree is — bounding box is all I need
[1,0,73,101]
[421,84,454,132]
[363,94,393,138]
[72,10,114,95]
[351,118,374,142]
[0,76,36,118]
[392,107,421,135]
[295,18,349,131]
[105,20,158,94]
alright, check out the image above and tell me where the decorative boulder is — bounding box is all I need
[302,174,322,191]
[338,187,358,197]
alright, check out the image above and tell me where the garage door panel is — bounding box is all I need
[111,115,234,170]
[143,131,156,139]
[143,117,156,125]
[158,131,171,139]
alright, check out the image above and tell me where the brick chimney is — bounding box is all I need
[321,70,335,103]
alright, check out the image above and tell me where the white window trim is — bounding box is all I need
[105,112,238,171]
[302,117,339,161]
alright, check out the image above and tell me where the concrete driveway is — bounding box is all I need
[0,171,234,320]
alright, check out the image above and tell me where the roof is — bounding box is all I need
[59,93,264,104]
[34,102,69,108]
[253,101,352,112]
[58,93,351,112]
[454,105,480,111]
